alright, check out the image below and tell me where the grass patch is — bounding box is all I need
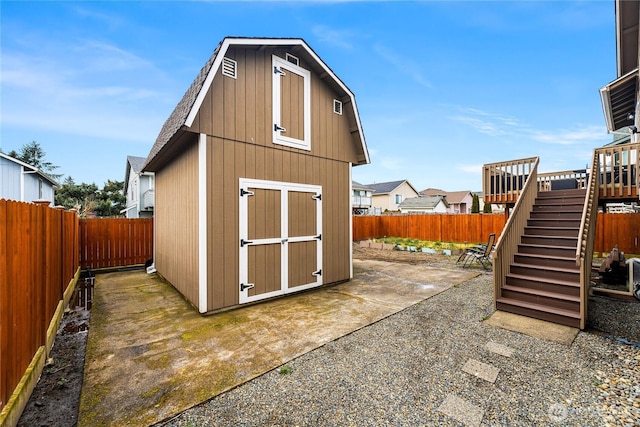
[372,237,479,250]
[278,365,293,375]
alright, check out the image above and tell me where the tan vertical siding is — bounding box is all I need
[206,136,351,311]
[155,138,199,306]
[190,47,361,164]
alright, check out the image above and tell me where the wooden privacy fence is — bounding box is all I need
[79,218,153,270]
[353,214,507,244]
[0,200,79,416]
[353,213,640,255]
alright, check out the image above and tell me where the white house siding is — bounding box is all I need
[0,157,21,200]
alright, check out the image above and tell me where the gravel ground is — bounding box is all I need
[158,247,640,427]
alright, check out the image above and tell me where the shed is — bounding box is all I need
[143,37,369,313]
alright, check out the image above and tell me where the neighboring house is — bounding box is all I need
[367,180,420,212]
[0,152,57,205]
[122,155,155,218]
[420,188,473,214]
[398,195,449,214]
[352,181,373,215]
[143,37,370,313]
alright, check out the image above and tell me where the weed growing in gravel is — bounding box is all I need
[278,365,293,375]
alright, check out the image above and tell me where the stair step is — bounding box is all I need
[529,210,582,219]
[535,197,586,206]
[517,243,576,258]
[532,203,584,212]
[538,189,586,197]
[521,235,578,247]
[527,218,581,228]
[510,263,580,283]
[501,285,580,312]
[524,226,579,237]
[496,297,581,328]
[514,253,578,270]
[505,273,580,296]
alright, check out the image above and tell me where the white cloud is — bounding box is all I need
[457,164,483,174]
[312,25,354,49]
[373,43,432,89]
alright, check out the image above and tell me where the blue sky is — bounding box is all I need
[1,1,617,192]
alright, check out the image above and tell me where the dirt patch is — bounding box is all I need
[17,307,89,427]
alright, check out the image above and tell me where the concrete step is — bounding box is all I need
[496,297,581,328]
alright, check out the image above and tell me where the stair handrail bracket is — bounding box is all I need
[576,150,600,329]
[491,157,540,310]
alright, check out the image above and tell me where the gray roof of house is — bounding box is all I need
[127,156,147,174]
[143,37,369,172]
[352,181,373,191]
[366,180,411,195]
[398,195,449,209]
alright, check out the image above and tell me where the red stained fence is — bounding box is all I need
[0,200,79,411]
[353,214,507,244]
[79,218,153,270]
[353,213,640,254]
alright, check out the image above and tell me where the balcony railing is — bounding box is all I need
[596,142,639,200]
[142,189,155,210]
[352,195,372,208]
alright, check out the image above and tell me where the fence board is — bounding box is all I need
[353,213,640,255]
[79,218,153,270]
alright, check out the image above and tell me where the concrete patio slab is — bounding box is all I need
[78,259,478,427]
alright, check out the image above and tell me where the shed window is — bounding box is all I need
[333,99,343,115]
[272,55,311,150]
[222,57,237,79]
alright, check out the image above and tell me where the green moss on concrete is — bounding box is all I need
[181,312,248,340]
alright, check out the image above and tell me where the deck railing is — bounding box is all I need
[538,169,588,192]
[576,150,600,329]
[492,157,539,308]
[596,142,639,200]
[483,157,537,204]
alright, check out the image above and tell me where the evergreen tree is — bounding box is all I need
[471,193,480,213]
[9,141,62,181]
[483,201,493,213]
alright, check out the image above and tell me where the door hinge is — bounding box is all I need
[274,66,286,76]
[312,269,322,276]
[315,234,322,241]
[240,188,254,197]
[274,124,287,132]
[240,283,254,291]
[312,194,321,201]
[240,239,253,247]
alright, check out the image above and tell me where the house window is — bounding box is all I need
[333,99,343,115]
[38,178,43,199]
[222,57,237,79]
[272,55,311,150]
[395,194,402,204]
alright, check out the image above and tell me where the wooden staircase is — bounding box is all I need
[496,188,586,328]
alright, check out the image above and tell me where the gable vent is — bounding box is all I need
[222,57,237,79]
[333,99,343,115]
[286,53,299,66]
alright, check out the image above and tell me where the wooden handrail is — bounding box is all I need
[492,157,539,309]
[575,151,600,330]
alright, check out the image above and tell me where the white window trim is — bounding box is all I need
[333,99,343,115]
[272,55,311,150]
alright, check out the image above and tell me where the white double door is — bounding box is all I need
[239,178,322,304]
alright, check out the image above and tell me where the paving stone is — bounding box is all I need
[485,341,514,357]
[438,393,484,427]
[462,358,499,383]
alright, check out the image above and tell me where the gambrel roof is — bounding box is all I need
[144,37,369,171]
